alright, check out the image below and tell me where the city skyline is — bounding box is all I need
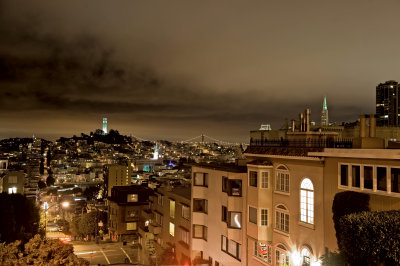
[2,1,400,141]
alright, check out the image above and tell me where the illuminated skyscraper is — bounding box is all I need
[103,118,108,135]
[376,80,400,126]
[321,96,329,126]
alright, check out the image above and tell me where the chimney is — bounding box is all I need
[299,113,304,132]
[291,120,295,132]
[359,115,367,138]
[305,108,311,132]
[369,114,376,138]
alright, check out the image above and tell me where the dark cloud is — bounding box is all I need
[0,0,398,141]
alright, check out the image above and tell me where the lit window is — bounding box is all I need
[249,206,257,224]
[181,204,190,220]
[170,200,176,218]
[301,248,311,266]
[8,187,16,194]
[155,212,163,226]
[169,222,175,236]
[275,166,289,193]
[249,171,258,187]
[300,178,314,225]
[127,194,138,202]
[126,222,137,231]
[275,244,290,266]
[228,212,242,229]
[254,241,272,264]
[261,172,269,188]
[275,205,289,233]
[260,209,268,226]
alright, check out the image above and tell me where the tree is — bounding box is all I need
[46,175,56,186]
[83,186,100,201]
[38,180,47,189]
[0,235,88,265]
[0,193,40,243]
[56,219,70,235]
[332,191,369,250]
[79,211,107,237]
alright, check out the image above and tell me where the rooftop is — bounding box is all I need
[245,146,324,157]
[191,163,247,173]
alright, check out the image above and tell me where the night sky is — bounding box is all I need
[1,1,400,142]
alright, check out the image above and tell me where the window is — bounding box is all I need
[126,222,137,231]
[275,205,289,233]
[193,199,208,214]
[170,200,176,218]
[8,187,16,194]
[221,235,227,252]
[181,204,190,220]
[127,194,138,202]
[340,165,348,186]
[261,172,269,188]
[300,178,314,225]
[193,225,207,240]
[301,248,311,266]
[260,209,268,226]
[276,166,289,193]
[169,222,175,236]
[377,167,387,191]
[222,176,228,192]
[391,168,400,193]
[228,212,242,229]
[276,244,290,266]
[8,176,17,184]
[194,172,208,187]
[254,241,272,264]
[157,194,163,206]
[155,212,163,226]
[222,206,227,222]
[249,171,258,187]
[229,180,242,196]
[127,210,139,219]
[180,227,189,245]
[364,166,373,189]
[227,239,241,260]
[249,206,257,224]
[352,166,360,188]
[221,236,241,261]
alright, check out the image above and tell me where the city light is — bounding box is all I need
[61,201,70,208]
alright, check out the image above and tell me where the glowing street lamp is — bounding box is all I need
[61,201,70,208]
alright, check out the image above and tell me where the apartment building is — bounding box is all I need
[191,164,247,266]
[108,185,153,242]
[105,165,132,197]
[146,184,192,265]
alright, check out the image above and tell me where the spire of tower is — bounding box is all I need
[323,96,327,111]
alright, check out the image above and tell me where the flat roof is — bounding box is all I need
[309,148,400,159]
[190,163,247,173]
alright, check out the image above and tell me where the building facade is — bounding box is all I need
[376,80,400,126]
[106,165,132,197]
[191,164,248,266]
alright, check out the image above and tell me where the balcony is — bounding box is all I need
[148,223,161,235]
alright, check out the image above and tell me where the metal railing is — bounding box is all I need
[250,139,353,148]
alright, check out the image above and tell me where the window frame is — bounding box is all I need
[249,171,258,187]
[193,198,208,214]
[194,172,208,187]
[249,206,257,225]
[228,211,242,229]
[275,165,290,194]
[260,209,268,226]
[300,178,314,225]
[193,224,207,240]
[275,204,289,234]
[261,171,269,188]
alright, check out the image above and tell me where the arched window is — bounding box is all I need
[275,244,290,266]
[275,204,289,233]
[301,247,311,266]
[276,165,289,193]
[300,178,314,224]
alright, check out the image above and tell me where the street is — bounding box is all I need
[73,242,147,266]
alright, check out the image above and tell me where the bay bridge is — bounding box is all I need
[131,134,246,146]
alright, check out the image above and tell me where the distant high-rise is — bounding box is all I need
[102,118,108,134]
[376,80,400,126]
[321,96,329,126]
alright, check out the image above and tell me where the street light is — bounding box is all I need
[61,201,70,208]
[42,201,69,238]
